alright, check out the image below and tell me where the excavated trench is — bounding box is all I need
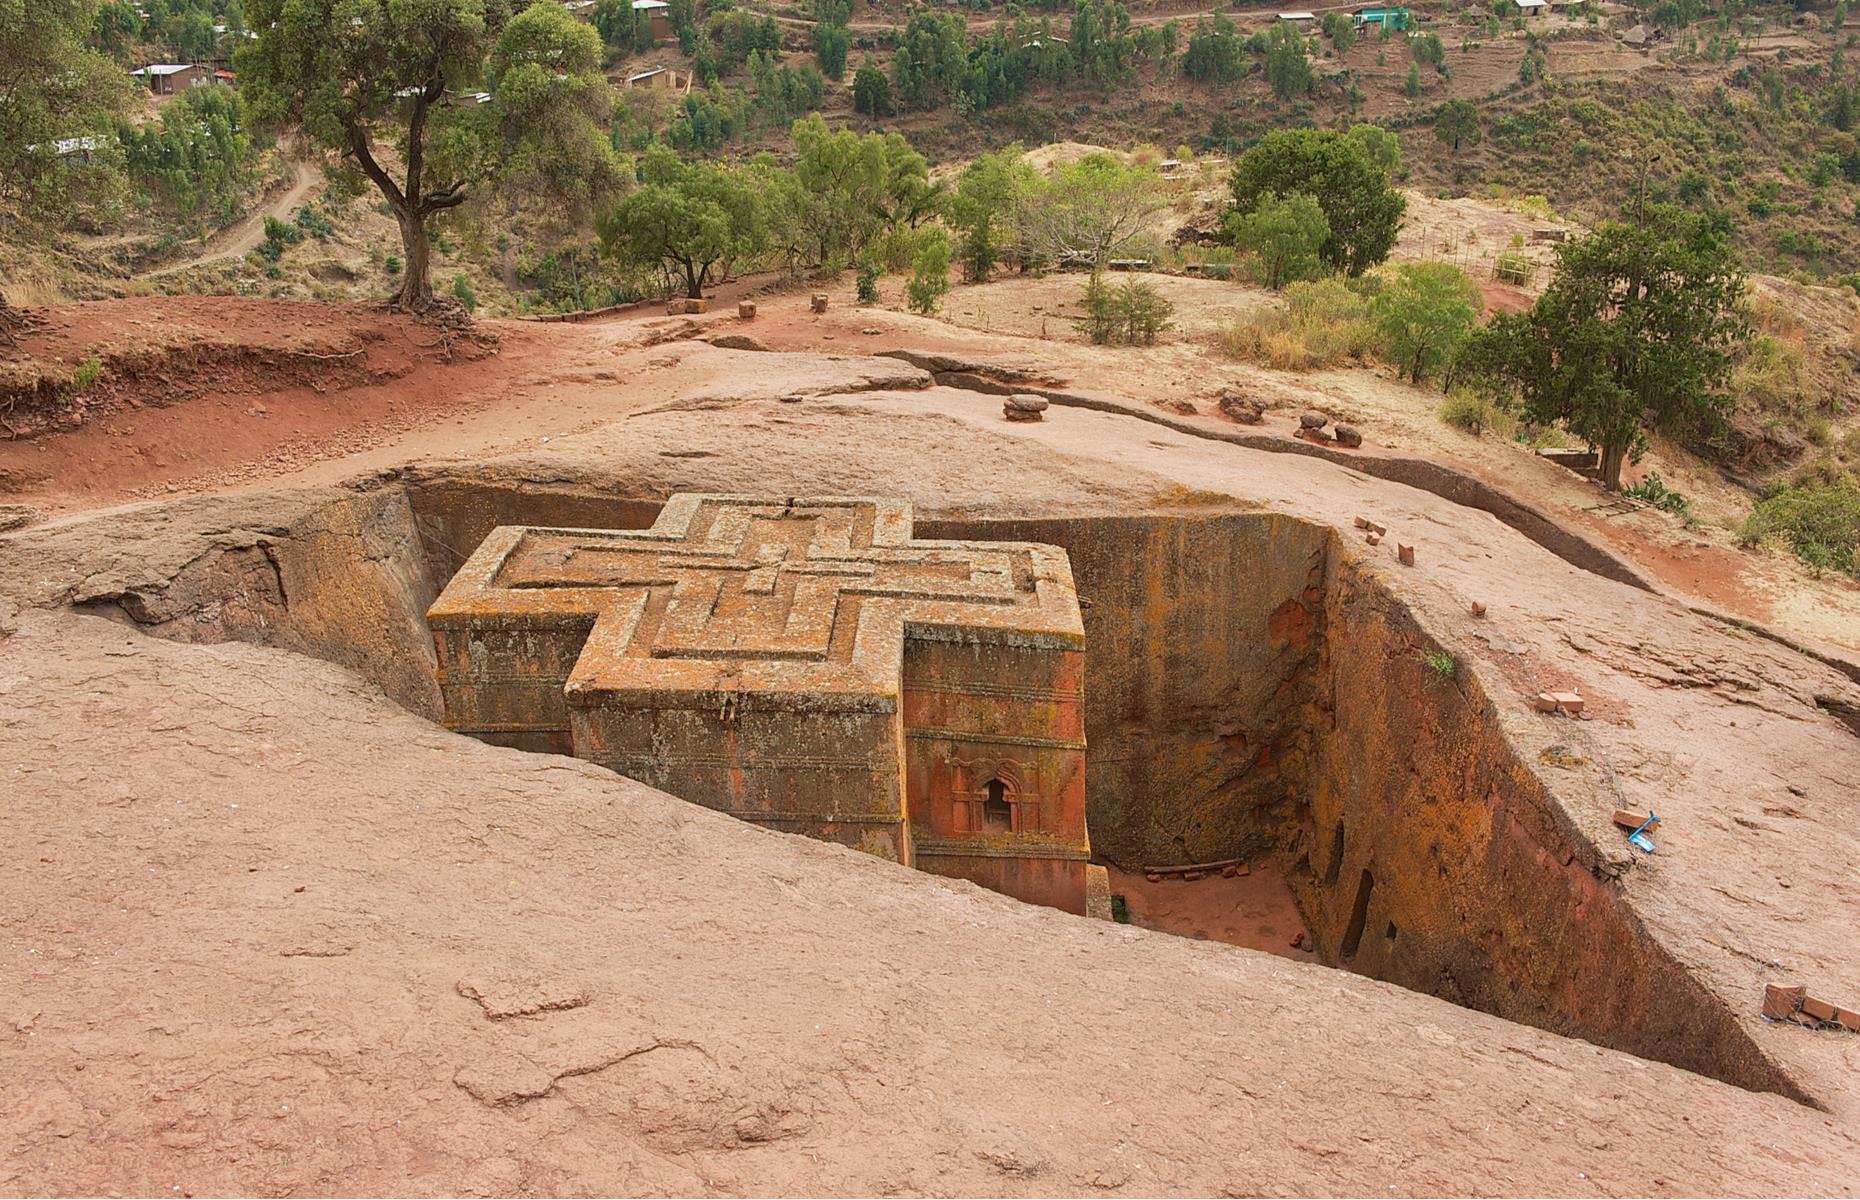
[62,474,1806,1105]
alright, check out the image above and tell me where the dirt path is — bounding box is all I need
[139,155,321,279]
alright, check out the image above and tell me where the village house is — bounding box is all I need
[130,63,212,94]
[625,66,683,89]
[633,0,676,41]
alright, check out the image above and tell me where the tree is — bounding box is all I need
[0,0,128,226]
[596,144,765,298]
[1227,129,1405,275]
[1264,22,1312,100]
[814,22,850,79]
[1226,192,1329,289]
[1458,207,1748,490]
[1321,10,1356,53]
[906,228,951,314]
[485,3,624,226]
[1434,99,1482,152]
[241,0,619,310]
[1346,123,1403,179]
[949,145,1038,281]
[852,58,892,115]
[1182,13,1244,82]
[1370,260,1481,386]
[1023,153,1165,271]
[772,114,939,268]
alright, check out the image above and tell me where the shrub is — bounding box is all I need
[1622,470,1690,515]
[293,206,337,240]
[1217,277,1373,370]
[262,215,303,247]
[449,274,478,312]
[1116,280,1174,345]
[1077,275,1176,346]
[1741,475,1860,576]
[385,255,403,275]
[855,258,881,304]
[1440,391,1492,434]
[905,230,950,315]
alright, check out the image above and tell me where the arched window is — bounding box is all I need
[982,778,1012,832]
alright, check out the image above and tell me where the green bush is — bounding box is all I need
[449,274,478,312]
[1741,476,1860,576]
[855,258,881,304]
[1440,391,1491,434]
[905,231,950,315]
[1077,274,1176,346]
[385,255,403,275]
[293,206,337,240]
[1623,470,1690,515]
[262,215,302,247]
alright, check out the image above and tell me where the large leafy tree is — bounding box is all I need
[1263,22,1311,100]
[0,0,128,229]
[597,144,766,299]
[1434,99,1482,152]
[770,114,939,269]
[239,0,617,310]
[1226,192,1328,289]
[947,145,1038,281]
[1228,129,1404,276]
[1371,260,1481,386]
[1459,206,1748,490]
[1022,152,1165,271]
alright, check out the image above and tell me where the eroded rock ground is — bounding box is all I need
[2,295,1858,1196]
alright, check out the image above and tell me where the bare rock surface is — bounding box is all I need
[1,608,1855,1196]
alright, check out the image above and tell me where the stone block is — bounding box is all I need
[1397,543,1415,567]
[1471,601,1487,617]
[1612,809,1658,833]
[1761,983,1805,1021]
[1299,412,1328,429]
[811,293,829,313]
[738,301,757,319]
[1333,423,1363,448]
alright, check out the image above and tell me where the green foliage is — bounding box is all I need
[852,59,893,115]
[597,144,767,299]
[1022,153,1165,271]
[1227,129,1406,275]
[120,85,255,220]
[1076,273,1175,345]
[1219,277,1375,369]
[262,215,301,248]
[905,228,951,315]
[1493,251,1533,285]
[766,115,940,271]
[1322,10,1357,53]
[855,258,881,303]
[949,146,1038,281]
[1622,470,1690,515]
[1458,206,1748,490]
[1440,391,1493,434]
[1264,23,1311,100]
[1225,192,1329,289]
[238,0,620,308]
[63,356,102,403]
[814,21,850,80]
[450,273,478,312]
[294,205,337,240]
[1741,475,1860,576]
[1345,123,1403,180]
[385,255,402,275]
[1420,649,1456,685]
[1371,260,1481,387]
[1403,63,1420,99]
[1182,13,1245,82]
[1434,99,1482,152]
[0,0,129,228]
[1411,31,1446,68]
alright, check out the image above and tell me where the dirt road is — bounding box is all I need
[139,154,322,279]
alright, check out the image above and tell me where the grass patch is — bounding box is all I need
[1216,278,1373,371]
